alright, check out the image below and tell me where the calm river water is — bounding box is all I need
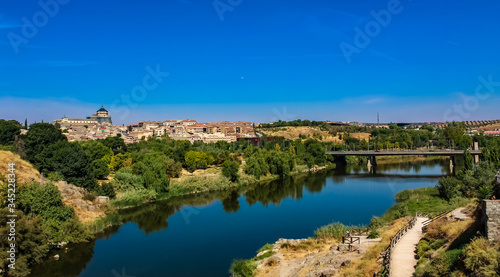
[30,159,454,277]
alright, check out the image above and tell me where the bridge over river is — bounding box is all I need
[326,149,482,169]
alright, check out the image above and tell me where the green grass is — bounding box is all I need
[380,187,469,224]
[85,213,121,234]
[169,175,232,196]
[257,243,273,253]
[314,222,350,240]
[314,222,365,240]
[229,243,277,277]
[112,189,157,207]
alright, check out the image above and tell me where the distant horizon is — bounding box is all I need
[1,101,498,127]
[2,0,500,126]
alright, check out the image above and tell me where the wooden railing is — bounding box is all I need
[380,214,418,277]
[421,210,452,232]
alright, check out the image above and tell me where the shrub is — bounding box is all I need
[230,260,256,277]
[462,237,499,276]
[367,229,379,239]
[99,182,116,198]
[83,191,97,202]
[314,222,350,240]
[47,171,64,182]
[437,176,463,200]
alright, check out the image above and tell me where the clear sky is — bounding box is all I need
[1,0,500,125]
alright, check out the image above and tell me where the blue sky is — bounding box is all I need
[1,0,500,125]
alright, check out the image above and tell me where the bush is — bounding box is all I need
[99,182,116,198]
[47,171,64,182]
[367,229,379,239]
[462,237,499,276]
[314,222,350,240]
[113,167,145,191]
[230,260,256,277]
[83,191,97,202]
[437,176,463,200]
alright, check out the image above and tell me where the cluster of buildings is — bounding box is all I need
[51,106,257,144]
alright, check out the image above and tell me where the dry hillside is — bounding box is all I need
[0,150,41,184]
[0,150,105,223]
[260,126,341,142]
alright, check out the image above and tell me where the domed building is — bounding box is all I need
[88,105,112,124]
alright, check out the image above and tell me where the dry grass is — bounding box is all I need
[349,132,371,141]
[426,218,474,241]
[261,126,341,142]
[0,150,41,184]
[338,217,409,277]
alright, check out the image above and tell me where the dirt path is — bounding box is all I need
[390,217,427,277]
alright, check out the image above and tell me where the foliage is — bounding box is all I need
[0,119,22,145]
[184,151,214,172]
[16,182,90,243]
[98,182,116,198]
[244,153,269,179]
[438,161,497,200]
[23,123,67,163]
[133,154,171,193]
[314,222,350,240]
[112,189,157,207]
[222,160,240,182]
[34,140,97,190]
[230,259,256,277]
[437,176,463,201]
[0,209,49,277]
[462,237,499,277]
[112,167,145,191]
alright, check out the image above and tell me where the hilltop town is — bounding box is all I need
[46,106,500,145]
[50,106,256,144]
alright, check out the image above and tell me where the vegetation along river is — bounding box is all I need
[30,159,456,277]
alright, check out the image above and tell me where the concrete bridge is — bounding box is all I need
[326,149,482,170]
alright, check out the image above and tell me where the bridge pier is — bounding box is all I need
[450,156,456,173]
[472,141,480,164]
[367,156,377,168]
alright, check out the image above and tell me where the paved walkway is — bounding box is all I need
[390,217,427,277]
[451,208,470,220]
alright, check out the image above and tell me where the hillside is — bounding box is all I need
[0,150,105,223]
[0,150,41,184]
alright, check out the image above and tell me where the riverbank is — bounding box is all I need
[232,187,471,277]
[110,163,333,209]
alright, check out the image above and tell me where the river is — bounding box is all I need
[29,159,455,277]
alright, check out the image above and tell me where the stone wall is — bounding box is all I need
[482,200,500,241]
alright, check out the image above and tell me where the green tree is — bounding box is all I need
[464,149,474,171]
[437,176,463,200]
[222,160,239,182]
[133,154,171,193]
[0,209,49,277]
[23,123,67,162]
[35,141,97,190]
[0,119,22,145]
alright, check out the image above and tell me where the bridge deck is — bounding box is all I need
[326,150,481,156]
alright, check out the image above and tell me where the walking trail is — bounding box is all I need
[390,216,428,277]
